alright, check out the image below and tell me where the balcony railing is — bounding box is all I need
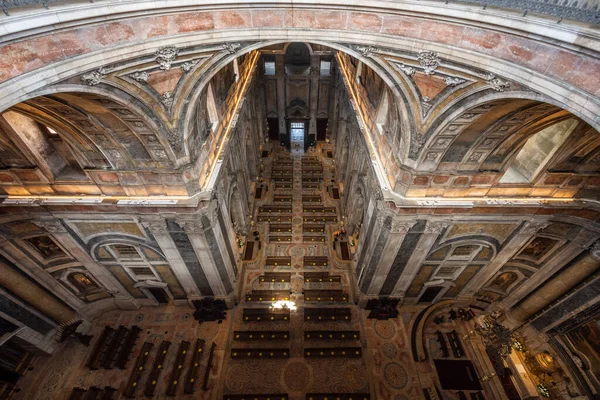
[1,0,598,24]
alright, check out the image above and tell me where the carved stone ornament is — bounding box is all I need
[409,133,427,159]
[181,59,200,72]
[175,219,204,235]
[395,62,416,76]
[445,76,466,87]
[81,67,110,86]
[421,96,433,118]
[590,241,600,261]
[390,220,417,234]
[130,71,149,82]
[32,219,67,233]
[484,73,510,92]
[161,92,174,109]
[155,46,179,71]
[417,51,440,75]
[355,45,379,58]
[424,221,449,234]
[520,220,550,235]
[139,219,166,232]
[220,42,241,54]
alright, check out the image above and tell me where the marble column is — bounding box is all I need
[308,55,320,143]
[363,218,417,296]
[462,219,550,296]
[32,219,139,310]
[140,217,201,302]
[391,220,449,297]
[276,54,287,144]
[0,232,87,317]
[175,218,228,298]
[499,228,598,312]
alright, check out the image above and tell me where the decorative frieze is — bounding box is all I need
[175,219,204,235]
[444,76,466,87]
[220,43,241,54]
[180,59,201,72]
[390,220,417,234]
[161,92,174,110]
[355,45,379,58]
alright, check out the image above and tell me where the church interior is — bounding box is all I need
[0,1,599,399]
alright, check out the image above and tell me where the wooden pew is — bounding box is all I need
[304,272,341,282]
[269,236,292,243]
[303,225,326,234]
[234,331,290,341]
[259,206,292,213]
[69,388,86,400]
[84,386,102,400]
[303,235,326,243]
[272,176,293,183]
[224,395,288,400]
[273,196,292,203]
[124,341,153,398]
[116,325,142,369]
[231,348,289,359]
[101,325,128,369]
[304,290,347,302]
[435,331,449,358]
[304,308,351,322]
[302,206,336,214]
[258,215,293,223]
[303,216,337,223]
[302,182,321,189]
[259,272,291,283]
[166,341,190,396]
[306,394,369,400]
[243,308,290,322]
[246,291,291,302]
[203,343,216,390]
[265,257,291,267]
[272,170,293,176]
[144,341,171,397]
[304,331,360,340]
[302,195,322,203]
[303,257,329,268]
[86,326,114,370]
[275,182,293,189]
[183,339,205,394]
[304,347,362,358]
[302,177,322,183]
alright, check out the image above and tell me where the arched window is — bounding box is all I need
[97,243,164,282]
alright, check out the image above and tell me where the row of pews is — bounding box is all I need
[86,325,141,370]
[223,395,369,400]
[435,330,465,358]
[69,387,117,400]
[124,338,216,397]
[247,270,347,303]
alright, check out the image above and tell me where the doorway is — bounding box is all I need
[148,287,169,304]
[418,286,443,303]
[290,121,305,154]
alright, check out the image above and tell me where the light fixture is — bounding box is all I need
[271,300,296,311]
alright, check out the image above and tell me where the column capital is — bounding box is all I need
[423,220,450,234]
[175,218,204,235]
[520,219,550,235]
[390,220,417,234]
[139,218,167,233]
[32,218,67,233]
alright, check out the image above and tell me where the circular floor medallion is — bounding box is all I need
[283,361,311,392]
[384,362,408,389]
[382,342,399,359]
[375,320,396,340]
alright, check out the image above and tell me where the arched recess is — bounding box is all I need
[1,86,181,197]
[416,91,600,180]
[91,237,187,302]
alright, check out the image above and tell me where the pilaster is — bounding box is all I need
[140,217,201,302]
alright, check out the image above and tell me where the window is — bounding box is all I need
[426,243,491,281]
[320,60,331,76]
[499,119,578,184]
[99,244,165,283]
[264,56,276,75]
